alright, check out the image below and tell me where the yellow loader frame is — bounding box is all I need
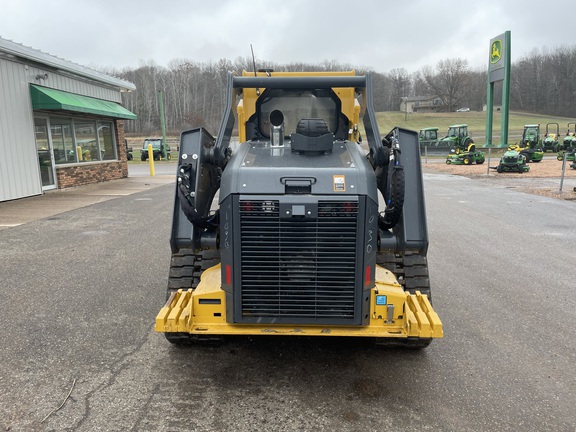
[156,265,442,340]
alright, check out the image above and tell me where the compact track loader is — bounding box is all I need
[155,71,443,348]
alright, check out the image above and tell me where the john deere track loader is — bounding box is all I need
[155,71,443,348]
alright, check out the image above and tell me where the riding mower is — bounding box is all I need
[445,148,485,165]
[419,127,440,155]
[517,124,544,162]
[441,124,485,165]
[490,145,530,173]
[557,123,576,162]
[560,123,576,151]
[542,123,560,152]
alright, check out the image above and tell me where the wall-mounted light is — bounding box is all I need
[35,73,48,80]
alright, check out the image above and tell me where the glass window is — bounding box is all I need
[50,118,76,164]
[41,115,118,164]
[143,138,162,150]
[75,121,98,162]
[258,89,338,137]
[98,121,116,160]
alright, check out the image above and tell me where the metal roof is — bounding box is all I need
[401,95,440,102]
[0,36,135,91]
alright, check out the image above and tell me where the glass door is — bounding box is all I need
[34,117,57,190]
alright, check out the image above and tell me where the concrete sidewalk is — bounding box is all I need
[0,173,175,230]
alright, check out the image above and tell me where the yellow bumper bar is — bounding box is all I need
[155,265,443,339]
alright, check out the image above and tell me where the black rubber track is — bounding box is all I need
[165,249,221,345]
[166,249,220,294]
[376,250,432,348]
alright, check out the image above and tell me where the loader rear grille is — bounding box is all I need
[238,199,359,323]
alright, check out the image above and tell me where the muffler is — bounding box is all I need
[270,109,284,147]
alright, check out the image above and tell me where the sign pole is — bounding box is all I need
[486,31,511,149]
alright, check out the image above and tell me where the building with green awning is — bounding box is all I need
[30,85,137,120]
[0,36,137,202]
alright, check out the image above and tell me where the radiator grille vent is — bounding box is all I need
[239,199,359,323]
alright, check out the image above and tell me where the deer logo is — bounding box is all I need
[491,40,502,64]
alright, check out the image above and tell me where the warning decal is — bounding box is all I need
[333,175,346,192]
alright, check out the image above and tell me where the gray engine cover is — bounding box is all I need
[219,140,378,200]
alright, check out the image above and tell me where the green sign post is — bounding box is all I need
[485,31,511,147]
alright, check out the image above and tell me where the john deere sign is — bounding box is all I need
[486,31,511,148]
[490,39,502,64]
[488,33,508,83]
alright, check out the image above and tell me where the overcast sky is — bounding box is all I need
[0,0,572,74]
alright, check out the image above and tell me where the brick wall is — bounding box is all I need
[55,120,129,189]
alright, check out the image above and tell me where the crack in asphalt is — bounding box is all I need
[71,323,155,431]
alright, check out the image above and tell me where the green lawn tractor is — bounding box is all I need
[542,123,560,152]
[490,146,530,173]
[140,137,171,161]
[557,123,576,162]
[440,124,485,165]
[438,124,474,152]
[560,123,576,151]
[419,127,440,154]
[517,124,543,162]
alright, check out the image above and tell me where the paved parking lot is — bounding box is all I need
[1,164,575,431]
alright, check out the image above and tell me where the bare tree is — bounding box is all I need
[419,58,469,112]
[389,68,411,109]
[114,47,576,137]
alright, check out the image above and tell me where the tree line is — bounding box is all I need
[112,45,576,136]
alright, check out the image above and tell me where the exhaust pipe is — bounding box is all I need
[270,110,284,147]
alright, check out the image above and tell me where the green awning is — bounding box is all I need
[30,85,137,120]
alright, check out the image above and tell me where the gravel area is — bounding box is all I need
[422,156,576,201]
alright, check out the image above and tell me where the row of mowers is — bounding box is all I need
[444,123,545,168]
[492,144,576,173]
[553,122,576,166]
[542,122,576,153]
[541,122,576,167]
[490,123,576,173]
[420,122,576,172]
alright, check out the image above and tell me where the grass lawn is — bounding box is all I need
[375,111,575,147]
[125,110,575,154]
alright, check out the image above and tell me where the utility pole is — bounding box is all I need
[404,96,408,121]
[158,90,167,159]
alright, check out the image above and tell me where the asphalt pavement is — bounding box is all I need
[1,163,575,431]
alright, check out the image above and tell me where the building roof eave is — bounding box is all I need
[0,36,136,92]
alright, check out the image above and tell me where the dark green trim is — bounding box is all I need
[30,85,137,120]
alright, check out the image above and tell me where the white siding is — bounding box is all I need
[0,56,123,202]
[0,57,41,201]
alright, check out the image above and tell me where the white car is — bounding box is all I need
[456,107,470,112]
